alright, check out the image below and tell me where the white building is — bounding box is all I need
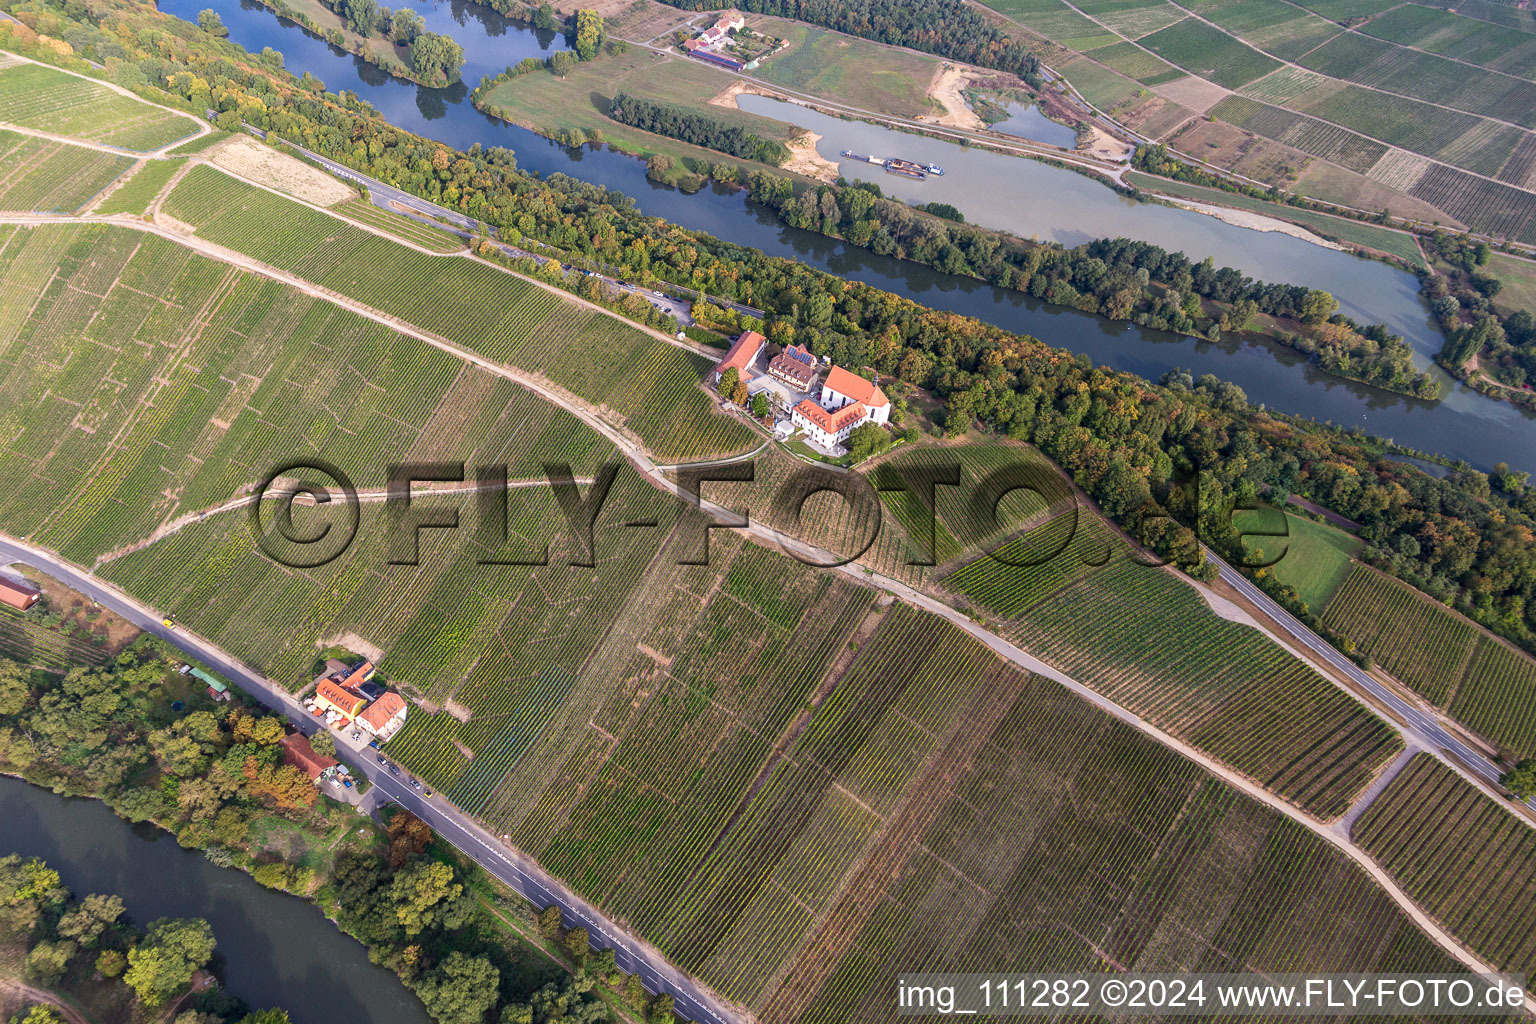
[792,398,868,449]
[821,365,890,425]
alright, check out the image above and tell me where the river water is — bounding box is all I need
[0,776,428,1024]
[160,0,1536,471]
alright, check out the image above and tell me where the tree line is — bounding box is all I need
[608,93,790,166]
[1422,230,1536,407]
[747,174,1436,396]
[10,0,1534,659]
[650,0,1039,79]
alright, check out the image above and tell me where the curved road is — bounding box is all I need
[0,535,740,1024]
[1212,550,1535,812]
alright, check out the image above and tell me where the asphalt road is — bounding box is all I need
[0,536,739,1024]
[1212,550,1535,812]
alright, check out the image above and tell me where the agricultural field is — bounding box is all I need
[0,605,117,670]
[1137,18,1282,89]
[163,165,757,463]
[89,157,183,216]
[0,60,200,152]
[1321,565,1536,757]
[1353,754,1536,984]
[1082,40,1186,86]
[334,199,467,252]
[1059,57,1195,138]
[1405,164,1536,243]
[1210,96,1388,173]
[980,0,1121,50]
[1197,0,1344,60]
[0,222,613,569]
[1072,0,1184,39]
[0,132,134,212]
[747,17,941,117]
[1237,510,1364,610]
[1005,559,1403,817]
[1361,3,1536,78]
[1487,252,1536,312]
[766,678,1476,1024]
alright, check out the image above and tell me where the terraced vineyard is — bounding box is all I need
[0,131,133,212]
[0,222,613,568]
[1353,754,1536,983]
[1322,565,1536,757]
[163,166,756,463]
[0,60,199,151]
[1007,559,1402,816]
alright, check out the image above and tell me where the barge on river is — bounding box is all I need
[840,151,944,180]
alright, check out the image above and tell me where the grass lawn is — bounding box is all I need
[1489,252,1536,314]
[746,16,941,118]
[1237,509,1363,610]
[481,49,801,176]
[1125,171,1426,266]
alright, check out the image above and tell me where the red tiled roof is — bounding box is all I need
[794,398,866,434]
[340,661,374,690]
[823,366,888,409]
[280,732,337,780]
[316,679,366,714]
[713,330,765,377]
[0,577,40,611]
[359,692,407,731]
[769,348,818,387]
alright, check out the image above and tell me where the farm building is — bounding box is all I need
[768,344,818,390]
[821,365,890,425]
[0,576,40,611]
[688,50,746,71]
[358,691,408,740]
[792,398,869,448]
[280,732,337,783]
[712,330,765,384]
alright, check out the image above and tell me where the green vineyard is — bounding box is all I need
[0,223,611,568]
[163,166,757,463]
[1322,565,1536,757]
[0,131,134,212]
[1353,754,1536,984]
[0,61,200,152]
[1008,559,1403,816]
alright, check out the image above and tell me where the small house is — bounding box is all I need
[0,577,40,611]
[279,732,338,783]
[190,667,230,702]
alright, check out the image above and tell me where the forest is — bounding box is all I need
[2,0,1533,661]
[608,92,790,166]
[649,0,1040,79]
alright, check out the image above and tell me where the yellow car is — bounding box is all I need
[162,618,176,629]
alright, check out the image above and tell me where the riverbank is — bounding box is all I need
[249,0,460,86]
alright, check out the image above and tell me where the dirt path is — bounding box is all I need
[3,210,1524,1008]
[0,979,92,1024]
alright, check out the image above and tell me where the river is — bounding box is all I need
[159,0,1536,471]
[0,776,428,1024]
